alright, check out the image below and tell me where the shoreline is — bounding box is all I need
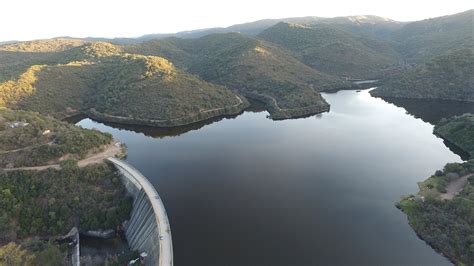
[369,90,474,103]
[240,91,330,120]
[433,131,473,160]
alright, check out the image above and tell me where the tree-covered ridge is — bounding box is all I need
[0,41,248,126]
[398,160,474,265]
[371,48,474,102]
[258,22,398,79]
[125,33,349,119]
[0,109,112,168]
[0,65,45,107]
[0,38,87,53]
[390,9,473,62]
[435,114,474,158]
[1,10,473,122]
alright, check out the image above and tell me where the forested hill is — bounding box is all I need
[370,10,473,102]
[0,109,112,168]
[371,48,474,102]
[389,9,473,62]
[1,10,473,124]
[125,33,349,119]
[0,109,132,264]
[0,42,248,126]
[434,114,474,158]
[258,22,399,79]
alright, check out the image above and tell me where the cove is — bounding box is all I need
[76,89,473,266]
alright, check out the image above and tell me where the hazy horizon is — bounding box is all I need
[1,0,472,42]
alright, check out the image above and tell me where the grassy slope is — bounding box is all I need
[125,33,349,119]
[258,22,398,79]
[0,109,112,168]
[434,114,474,158]
[371,49,474,102]
[0,42,247,126]
[399,161,474,265]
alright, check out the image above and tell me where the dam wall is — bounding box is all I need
[108,157,173,266]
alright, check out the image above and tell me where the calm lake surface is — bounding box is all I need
[77,89,473,266]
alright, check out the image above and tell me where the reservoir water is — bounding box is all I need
[76,89,474,265]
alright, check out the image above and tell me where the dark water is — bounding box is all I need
[76,90,472,266]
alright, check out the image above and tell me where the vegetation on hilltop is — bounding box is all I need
[1,10,473,122]
[0,163,131,243]
[371,49,474,102]
[398,160,474,265]
[0,38,87,53]
[258,22,398,79]
[125,33,349,119]
[434,114,474,158]
[309,15,406,40]
[0,65,45,108]
[0,110,131,263]
[0,51,64,83]
[0,110,112,168]
[0,42,248,126]
[0,163,132,244]
[390,10,473,62]
[124,38,193,69]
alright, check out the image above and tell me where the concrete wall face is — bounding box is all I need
[125,189,161,263]
[112,161,162,265]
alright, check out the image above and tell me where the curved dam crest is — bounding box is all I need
[108,157,173,266]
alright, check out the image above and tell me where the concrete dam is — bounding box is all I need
[108,157,173,266]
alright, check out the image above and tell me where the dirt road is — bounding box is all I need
[3,140,122,171]
[440,174,473,200]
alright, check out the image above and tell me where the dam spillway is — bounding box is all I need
[107,157,173,266]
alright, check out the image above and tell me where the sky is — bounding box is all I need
[1,0,472,41]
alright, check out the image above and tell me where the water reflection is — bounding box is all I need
[76,89,461,266]
[381,97,474,125]
[71,99,267,139]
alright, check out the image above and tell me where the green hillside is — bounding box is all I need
[2,10,473,121]
[0,42,248,126]
[398,160,474,265]
[434,114,474,158]
[390,10,473,62]
[0,38,87,53]
[258,22,398,79]
[0,109,112,168]
[125,33,349,119]
[371,48,474,102]
[0,39,90,82]
[0,110,131,262]
[311,15,406,39]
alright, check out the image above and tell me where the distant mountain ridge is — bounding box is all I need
[1,9,473,125]
[0,14,405,44]
[258,22,399,79]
